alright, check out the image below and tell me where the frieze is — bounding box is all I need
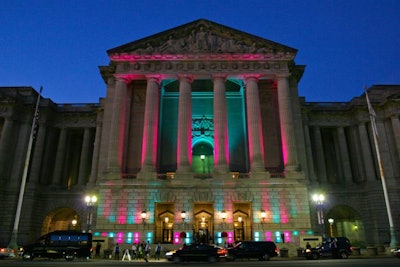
[115,60,287,76]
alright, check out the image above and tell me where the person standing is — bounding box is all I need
[131,243,137,259]
[155,243,162,260]
[114,243,120,260]
[95,242,102,258]
[144,241,150,262]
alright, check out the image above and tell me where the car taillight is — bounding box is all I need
[275,247,279,253]
[350,246,353,251]
[218,249,226,255]
[0,248,4,253]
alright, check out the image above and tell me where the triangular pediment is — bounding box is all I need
[107,19,297,58]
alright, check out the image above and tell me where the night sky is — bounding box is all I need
[1,0,399,103]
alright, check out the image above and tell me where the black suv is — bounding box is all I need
[304,237,353,260]
[227,241,279,261]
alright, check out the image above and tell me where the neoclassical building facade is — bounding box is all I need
[1,19,399,251]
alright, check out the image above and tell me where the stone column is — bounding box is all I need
[176,75,193,175]
[245,76,266,176]
[106,78,128,178]
[337,127,352,184]
[376,120,395,178]
[77,128,92,186]
[0,117,13,180]
[29,122,47,184]
[89,118,102,185]
[213,75,229,175]
[138,76,160,179]
[390,116,400,168]
[52,127,67,187]
[9,120,30,188]
[276,74,299,172]
[358,123,376,182]
[313,126,327,183]
[304,124,317,182]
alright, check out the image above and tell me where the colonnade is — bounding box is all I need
[101,72,300,179]
[308,114,400,185]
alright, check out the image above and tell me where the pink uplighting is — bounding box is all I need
[281,134,288,166]
[284,231,291,243]
[103,189,112,218]
[117,232,124,244]
[134,232,140,244]
[117,191,127,224]
[227,231,234,244]
[173,232,182,244]
[265,231,272,241]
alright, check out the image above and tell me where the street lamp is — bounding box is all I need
[141,210,147,224]
[71,218,77,230]
[221,210,227,225]
[85,195,97,232]
[260,210,266,224]
[312,193,325,237]
[328,218,334,237]
[200,155,205,174]
[181,210,187,223]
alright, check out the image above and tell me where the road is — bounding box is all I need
[0,257,399,267]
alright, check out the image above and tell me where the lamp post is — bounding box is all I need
[200,155,205,174]
[141,210,147,224]
[85,195,97,232]
[260,210,266,224]
[328,218,334,237]
[71,218,77,230]
[221,210,227,225]
[181,210,187,223]
[312,193,325,237]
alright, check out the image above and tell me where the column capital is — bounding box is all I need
[114,74,132,84]
[244,75,261,82]
[275,73,290,80]
[211,74,227,81]
[145,75,162,84]
[178,74,195,83]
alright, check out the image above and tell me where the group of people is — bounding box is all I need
[112,241,162,261]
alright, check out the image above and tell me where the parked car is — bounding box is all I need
[303,237,352,260]
[172,243,227,262]
[227,241,279,261]
[0,247,15,259]
[165,249,177,261]
[392,248,400,258]
[21,230,92,261]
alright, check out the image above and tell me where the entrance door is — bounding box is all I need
[193,204,214,244]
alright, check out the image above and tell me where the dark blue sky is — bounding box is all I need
[1,0,399,103]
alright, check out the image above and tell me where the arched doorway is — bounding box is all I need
[192,141,214,175]
[41,207,80,235]
[326,205,366,247]
[193,204,214,244]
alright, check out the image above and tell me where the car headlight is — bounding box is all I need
[305,249,311,253]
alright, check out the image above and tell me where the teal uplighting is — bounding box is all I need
[307,230,314,235]
[93,232,100,237]
[108,232,115,238]
[146,232,153,243]
[254,231,260,241]
[275,231,282,243]
[126,232,133,244]
[292,230,299,236]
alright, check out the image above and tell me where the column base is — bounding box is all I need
[250,171,270,179]
[174,171,194,180]
[285,170,305,179]
[136,171,158,180]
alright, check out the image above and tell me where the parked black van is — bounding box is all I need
[21,230,92,261]
[227,241,279,261]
